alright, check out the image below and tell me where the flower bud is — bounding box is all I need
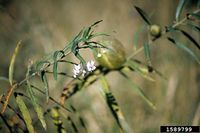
[149,24,161,37]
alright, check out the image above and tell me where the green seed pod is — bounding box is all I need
[94,37,126,70]
[149,24,161,37]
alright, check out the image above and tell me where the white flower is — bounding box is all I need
[86,60,96,72]
[72,60,96,78]
[73,64,81,78]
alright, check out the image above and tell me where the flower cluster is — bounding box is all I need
[73,60,96,78]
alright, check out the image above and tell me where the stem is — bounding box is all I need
[45,71,82,81]
[172,9,200,28]
[18,51,72,86]
[30,85,72,112]
[127,8,200,60]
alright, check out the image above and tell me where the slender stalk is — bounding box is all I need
[30,85,72,112]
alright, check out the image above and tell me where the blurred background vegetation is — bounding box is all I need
[0,0,199,132]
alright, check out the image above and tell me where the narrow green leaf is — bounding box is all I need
[131,59,167,80]
[100,76,132,133]
[9,40,21,85]
[175,0,187,21]
[143,42,152,66]
[126,60,155,82]
[90,20,103,27]
[189,12,200,20]
[82,27,91,39]
[26,65,47,130]
[14,93,35,133]
[187,23,200,32]
[26,80,47,130]
[178,29,200,50]
[83,20,104,40]
[166,26,176,32]
[133,24,146,51]
[70,35,86,66]
[89,32,109,40]
[69,30,84,57]
[62,30,83,53]
[120,73,156,110]
[134,6,152,25]
[76,52,86,66]
[53,51,64,80]
[168,37,200,64]
[35,60,50,72]
[40,70,49,102]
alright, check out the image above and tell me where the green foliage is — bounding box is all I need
[53,51,64,80]
[177,29,200,49]
[189,12,200,20]
[120,65,156,110]
[187,23,200,32]
[15,93,35,133]
[134,6,152,25]
[168,37,200,64]
[126,60,155,82]
[26,65,47,130]
[175,0,187,21]
[143,42,152,66]
[127,78,156,110]
[9,41,22,85]
[0,2,200,133]
[40,70,50,102]
[133,24,146,50]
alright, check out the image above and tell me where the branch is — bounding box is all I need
[127,8,200,60]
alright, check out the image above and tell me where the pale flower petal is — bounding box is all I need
[73,64,82,78]
[74,64,81,70]
[86,60,96,72]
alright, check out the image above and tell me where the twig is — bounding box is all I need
[45,71,82,81]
